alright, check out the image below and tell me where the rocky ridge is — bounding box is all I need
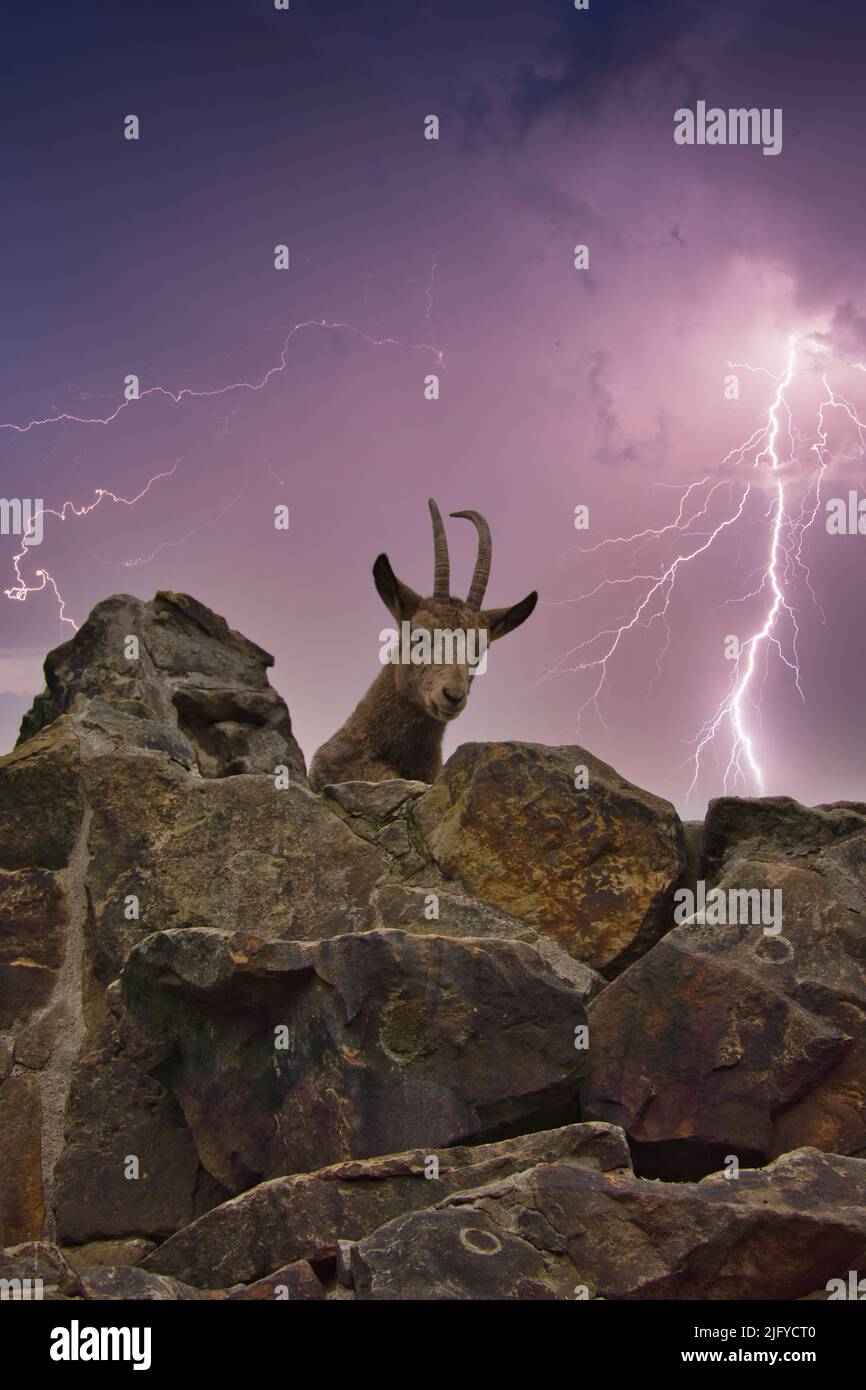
[1,591,864,1300]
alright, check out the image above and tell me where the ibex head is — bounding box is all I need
[372,498,537,724]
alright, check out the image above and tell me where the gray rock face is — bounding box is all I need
[3,588,865,1302]
[321,779,429,822]
[76,1265,214,1301]
[702,795,866,880]
[0,594,387,1247]
[370,882,605,998]
[142,1123,629,1289]
[348,1147,866,1301]
[119,926,589,1192]
[225,1260,324,1300]
[52,1011,229,1245]
[581,807,866,1174]
[83,754,387,987]
[17,590,306,781]
[0,1241,82,1298]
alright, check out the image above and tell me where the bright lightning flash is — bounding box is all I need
[545,335,866,807]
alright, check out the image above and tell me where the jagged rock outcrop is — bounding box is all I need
[8,1142,866,1302]
[701,795,866,882]
[118,926,591,1190]
[412,741,686,975]
[1,590,864,1302]
[345,1146,866,1301]
[0,596,381,1245]
[17,590,306,780]
[141,1123,629,1288]
[581,796,866,1175]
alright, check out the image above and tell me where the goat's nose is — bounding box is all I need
[442,687,464,706]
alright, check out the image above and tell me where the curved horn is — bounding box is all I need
[428,498,450,601]
[450,509,492,610]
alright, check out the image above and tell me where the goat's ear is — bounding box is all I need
[482,590,538,641]
[373,554,422,622]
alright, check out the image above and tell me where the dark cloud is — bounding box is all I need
[508,0,866,137]
[814,302,866,359]
[509,0,708,131]
[450,85,500,151]
[588,350,673,470]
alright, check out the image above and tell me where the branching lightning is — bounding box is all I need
[546,335,866,807]
[2,315,444,632]
[7,303,863,808]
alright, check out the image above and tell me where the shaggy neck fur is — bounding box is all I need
[345,665,444,781]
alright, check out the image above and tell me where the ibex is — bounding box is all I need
[308,499,537,789]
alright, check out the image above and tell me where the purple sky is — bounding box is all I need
[2,0,866,814]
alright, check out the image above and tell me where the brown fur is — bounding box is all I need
[309,527,537,790]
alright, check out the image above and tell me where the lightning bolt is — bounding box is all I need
[2,313,444,631]
[4,461,185,631]
[689,343,797,797]
[0,318,444,435]
[547,334,866,808]
[425,262,438,327]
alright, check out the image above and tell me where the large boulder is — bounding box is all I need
[347,1146,866,1301]
[18,590,306,780]
[412,742,686,975]
[141,1122,629,1288]
[370,883,605,997]
[52,1008,230,1245]
[581,797,866,1174]
[119,926,590,1192]
[0,593,322,1248]
[7,587,863,1301]
[83,752,387,987]
[701,795,866,882]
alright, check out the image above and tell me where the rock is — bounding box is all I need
[226,1260,325,1301]
[581,811,866,1172]
[13,997,67,1070]
[0,720,84,871]
[18,591,306,782]
[83,753,387,987]
[0,1241,82,1298]
[7,585,866,1302]
[77,1266,213,1300]
[581,912,849,1177]
[335,1240,355,1287]
[0,869,70,1029]
[371,883,604,997]
[0,591,320,1250]
[412,742,686,975]
[322,779,428,821]
[349,1146,866,1301]
[321,778,433,879]
[0,1074,44,1244]
[120,927,589,1193]
[61,1238,156,1271]
[53,1013,229,1244]
[702,795,866,881]
[141,1123,629,1288]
